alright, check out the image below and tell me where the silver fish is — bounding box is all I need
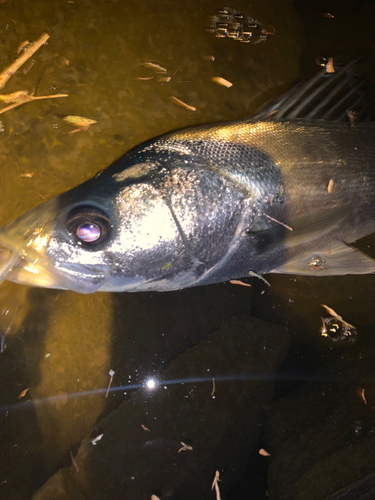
[0,60,374,293]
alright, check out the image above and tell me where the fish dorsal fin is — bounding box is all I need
[250,58,375,123]
[273,243,375,276]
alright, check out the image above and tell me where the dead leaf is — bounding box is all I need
[63,115,97,133]
[18,388,29,398]
[259,448,271,456]
[326,57,335,74]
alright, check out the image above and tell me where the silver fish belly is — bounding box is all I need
[0,62,374,293]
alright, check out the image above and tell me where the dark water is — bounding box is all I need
[0,1,374,499]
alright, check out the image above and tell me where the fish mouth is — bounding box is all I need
[0,236,107,294]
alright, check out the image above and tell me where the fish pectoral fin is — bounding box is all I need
[249,206,351,251]
[284,205,352,247]
[273,243,375,276]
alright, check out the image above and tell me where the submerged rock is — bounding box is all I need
[32,314,289,499]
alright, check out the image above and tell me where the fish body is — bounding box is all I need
[0,62,374,293]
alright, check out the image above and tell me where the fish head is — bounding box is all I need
[0,193,114,293]
[0,163,194,294]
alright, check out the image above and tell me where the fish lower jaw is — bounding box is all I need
[5,262,68,290]
[3,257,107,294]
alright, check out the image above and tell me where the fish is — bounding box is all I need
[0,59,374,294]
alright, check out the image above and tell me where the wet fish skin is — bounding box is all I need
[0,66,374,293]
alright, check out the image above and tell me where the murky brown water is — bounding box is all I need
[0,0,374,499]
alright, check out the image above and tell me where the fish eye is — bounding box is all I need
[66,205,112,248]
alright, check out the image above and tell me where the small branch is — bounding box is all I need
[0,33,50,89]
[262,213,293,231]
[0,92,68,115]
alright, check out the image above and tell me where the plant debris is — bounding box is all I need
[212,76,233,88]
[263,213,293,231]
[356,387,367,405]
[320,305,357,343]
[0,33,68,116]
[140,62,167,73]
[248,271,271,286]
[259,448,271,456]
[105,368,115,398]
[211,377,216,396]
[325,57,335,74]
[211,470,221,500]
[18,388,29,399]
[178,441,193,453]
[229,279,251,287]
[17,40,31,54]
[321,305,355,329]
[0,90,68,115]
[170,96,196,111]
[91,433,104,445]
[63,115,97,133]
[0,33,49,89]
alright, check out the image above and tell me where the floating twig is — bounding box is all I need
[105,369,115,398]
[170,96,196,111]
[140,62,167,73]
[0,91,68,115]
[321,304,355,329]
[263,213,293,231]
[211,377,216,396]
[229,279,251,287]
[0,33,50,89]
[211,470,221,500]
[178,441,193,453]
